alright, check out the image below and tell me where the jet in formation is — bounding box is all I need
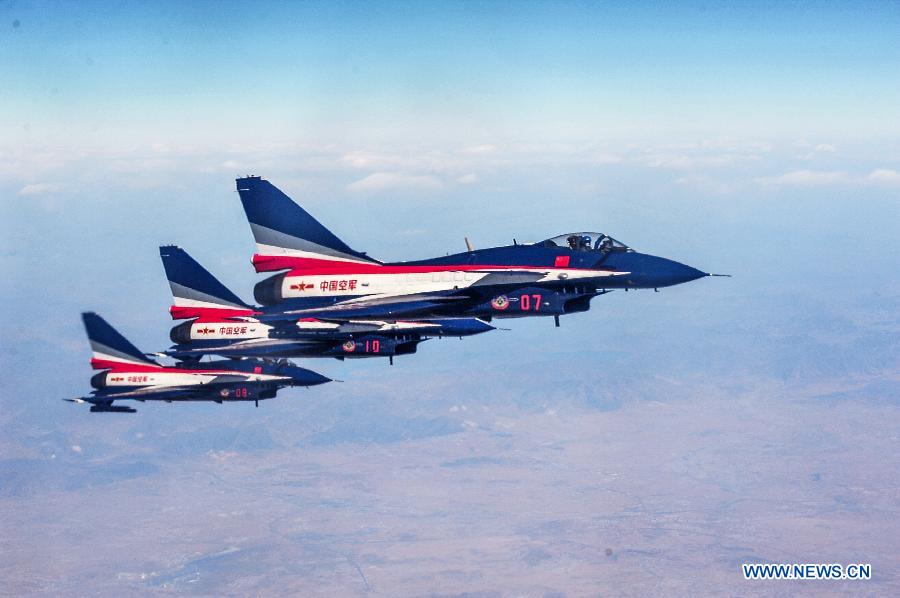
[160,245,495,362]
[69,175,716,412]
[236,176,711,322]
[66,313,330,413]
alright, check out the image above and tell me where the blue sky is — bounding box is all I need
[3,0,899,148]
[2,1,899,207]
[0,0,898,416]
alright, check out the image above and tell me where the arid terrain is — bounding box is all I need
[3,356,898,596]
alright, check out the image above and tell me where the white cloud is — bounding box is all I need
[347,172,443,192]
[759,168,900,188]
[758,170,848,186]
[340,150,459,173]
[461,144,497,154]
[643,154,695,168]
[797,143,838,160]
[71,445,82,454]
[457,173,479,184]
[151,142,175,153]
[590,153,622,165]
[18,182,62,195]
[865,169,900,185]
[340,151,383,169]
[641,152,753,169]
[674,175,739,194]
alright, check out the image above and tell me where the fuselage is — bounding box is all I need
[89,358,328,395]
[253,243,707,309]
[91,361,286,391]
[165,314,493,360]
[235,178,710,323]
[71,311,332,412]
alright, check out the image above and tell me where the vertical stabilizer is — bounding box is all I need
[236,176,380,271]
[159,245,256,320]
[81,312,160,370]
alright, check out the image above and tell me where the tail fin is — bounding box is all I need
[82,312,160,370]
[236,176,380,272]
[159,246,257,320]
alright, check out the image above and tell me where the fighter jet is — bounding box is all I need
[160,245,494,362]
[235,176,712,324]
[64,312,331,413]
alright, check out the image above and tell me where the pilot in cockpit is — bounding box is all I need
[541,232,630,253]
[568,235,594,251]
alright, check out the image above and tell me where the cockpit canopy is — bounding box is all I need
[537,232,631,252]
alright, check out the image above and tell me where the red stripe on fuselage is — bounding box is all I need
[253,254,376,272]
[169,306,259,321]
[91,359,255,376]
[91,358,164,372]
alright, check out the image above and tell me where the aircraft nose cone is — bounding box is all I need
[674,263,708,284]
[621,253,708,288]
[288,367,331,386]
[431,318,496,336]
[468,318,496,334]
[655,259,707,286]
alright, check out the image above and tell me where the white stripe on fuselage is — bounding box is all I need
[172,297,247,310]
[185,317,445,340]
[277,268,626,301]
[188,320,272,340]
[295,319,441,331]
[102,370,288,388]
[91,351,158,368]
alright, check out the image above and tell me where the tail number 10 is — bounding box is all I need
[519,294,542,311]
[364,340,381,353]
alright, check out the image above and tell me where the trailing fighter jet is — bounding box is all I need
[64,312,330,413]
[236,176,713,324]
[159,245,494,362]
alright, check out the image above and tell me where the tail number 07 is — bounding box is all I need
[519,294,542,311]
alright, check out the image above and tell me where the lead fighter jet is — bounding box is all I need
[236,176,712,324]
[65,312,330,413]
